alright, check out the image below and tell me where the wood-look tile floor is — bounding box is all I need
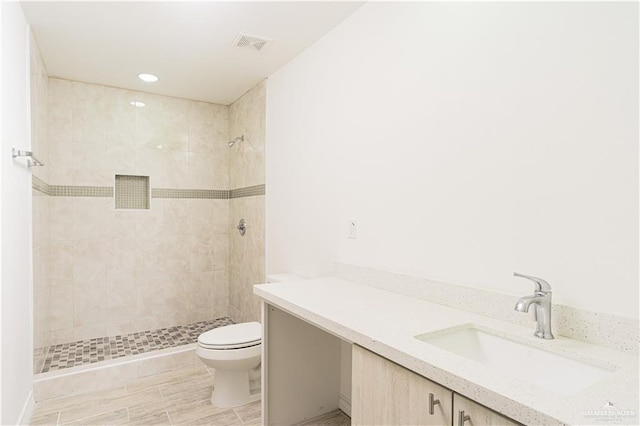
[29,364,351,426]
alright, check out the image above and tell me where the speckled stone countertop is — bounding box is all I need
[254,277,638,426]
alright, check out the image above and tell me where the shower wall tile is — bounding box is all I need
[72,82,106,145]
[188,200,215,240]
[33,239,48,279]
[229,195,265,323]
[161,98,189,152]
[49,285,74,331]
[106,239,140,279]
[48,99,72,146]
[48,142,74,185]
[105,89,137,146]
[50,198,73,241]
[165,150,190,189]
[72,198,107,240]
[229,81,266,190]
[74,323,107,342]
[189,310,213,324]
[43,78,232,349]
[106,209,136,239]
[73,143,109,186]
[50,241,73,281]
[162,199,190,238]
[190,238,217,273]
[228,81,266,324]
[72,80,104,103]
[212,200,230,234]
[48,82,72,144]
[136,199,164,239]
[134,316,172,334]
[50,329,74,347]
[72,239,106,282]
[106,319,137,337]
[106,277,137,321]
[213,269,230,308]
[212,306,229,321]
[31,31,49,176]
[188,101,228,156]
[33,238,51,368]
[49,77,72,99]
[32,193,50,248]
[136,148,166,187]
[212,154,230,189]
[106,145,136,175]
[190,272,216,311]
[189,152,218,189]
[159,239,191,275]
[136,100,164,149]
[137,276,170,317]
[212,233,230,271]
[139,237,164,277]
[73,281,106,327]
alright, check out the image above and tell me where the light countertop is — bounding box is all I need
[254,277,638,425]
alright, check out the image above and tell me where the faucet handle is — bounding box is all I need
[513,272,552,293]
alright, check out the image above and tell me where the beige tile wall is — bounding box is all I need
[46,79,231,344]
[229,82,266,323]
[229,196,266,323]
[31,32,51,373]
[229,81,266,189]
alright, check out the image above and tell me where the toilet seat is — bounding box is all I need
[199,341,261,350]
[198,321,261,350]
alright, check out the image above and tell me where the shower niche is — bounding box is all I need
[115,174,150,210]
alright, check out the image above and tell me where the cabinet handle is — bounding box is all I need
[428,393,440,415]
[458,409,471,426]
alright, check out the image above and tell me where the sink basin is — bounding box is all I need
[416,326,613,395]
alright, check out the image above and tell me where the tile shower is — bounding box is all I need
[31,37,266,376]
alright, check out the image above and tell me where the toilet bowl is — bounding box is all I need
[196,321,262,408]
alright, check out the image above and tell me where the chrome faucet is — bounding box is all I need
[513,272,554,339]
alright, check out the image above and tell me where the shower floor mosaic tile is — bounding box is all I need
[40,318,234,374]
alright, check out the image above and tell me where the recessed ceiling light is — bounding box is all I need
[130,101,146,107]
[138,73,158,83]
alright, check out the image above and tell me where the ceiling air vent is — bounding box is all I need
[232,33,273,52]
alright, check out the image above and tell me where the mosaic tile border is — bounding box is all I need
[50,185,114,197]
[32,175,49,195]
[32,177,264,200]
[40,318,235,373]
[229,184,265,199]
[152,188,229,199]
[32,178,115,197]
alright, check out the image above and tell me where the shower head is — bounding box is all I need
[228,135,244,147]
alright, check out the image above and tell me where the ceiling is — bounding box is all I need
[22,1,363,105]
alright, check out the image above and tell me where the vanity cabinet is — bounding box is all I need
[352,345,521,426]
[453,394,521,426]
[352,345,453,425]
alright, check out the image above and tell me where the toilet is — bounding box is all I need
[196,273,306,408]
[196,321,262,407]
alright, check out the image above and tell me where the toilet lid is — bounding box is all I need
[198,322,261,349]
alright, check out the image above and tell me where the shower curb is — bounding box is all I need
[33,344,199,402]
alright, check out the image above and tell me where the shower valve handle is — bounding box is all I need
[236,218,246,236]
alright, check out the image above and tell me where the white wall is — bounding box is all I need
[266,2,639,319]
[1,2,34,423]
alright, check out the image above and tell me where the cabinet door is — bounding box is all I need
[352,345,452,426]
[453,394,521,426]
